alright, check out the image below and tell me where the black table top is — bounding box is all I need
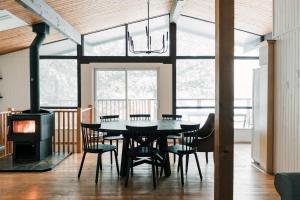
[99,120,199,132]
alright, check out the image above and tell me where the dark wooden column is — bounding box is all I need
[170,22,177,114]
[214,0,234,200]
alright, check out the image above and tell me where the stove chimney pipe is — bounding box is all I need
[30,23,49,113]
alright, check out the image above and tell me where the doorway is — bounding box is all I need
[94,69,158,120]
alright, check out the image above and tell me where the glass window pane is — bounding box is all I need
[176,59,215,107]
[96,71,126,99]
[127,70,157,99]
[177,16,215,56]
[128,15,169,56]
[235,30,260,56]
[177,15,261,57]
[84,26,126,56]
[40,39,77,56]
[40,59,77,107]
[95,71,126,119]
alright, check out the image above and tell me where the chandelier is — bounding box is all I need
[127,0,169,54]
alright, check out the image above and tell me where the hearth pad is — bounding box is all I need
[0,153,71,172]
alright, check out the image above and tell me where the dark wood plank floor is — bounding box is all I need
[0,144,279,200]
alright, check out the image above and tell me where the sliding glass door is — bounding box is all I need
[95,69,157,120]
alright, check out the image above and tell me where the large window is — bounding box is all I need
[40,59,77,107]
[177,16,215,56]
[176,59,215,124]
[176,15,260,128]
[84,26,126,56]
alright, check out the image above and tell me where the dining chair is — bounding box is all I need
[124,125,161,189]
[100,115,123,165]
[163,124,202,186]
[78,123,119,184]
[162,114,182,163]
[129,114,151,120]
[189,113,215,164]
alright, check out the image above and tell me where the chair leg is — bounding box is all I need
[185,154,189,174]
[125,157,131,188]
[151,156,157,189]
[78,152,87,179]
[206,152,208,164]
[116,140,119,155]
[99,153,102,171]
[173,139,176,163]
[177,155,180,173]
[110,140,113,165]
[194,152,203,181]
[131,158,134,177]
[114,150,120,176]
[95,153,101,184]
[179,155,184,186]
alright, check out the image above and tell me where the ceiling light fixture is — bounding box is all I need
[127,0,169,54]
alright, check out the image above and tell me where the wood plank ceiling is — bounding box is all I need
[0,0,272,55]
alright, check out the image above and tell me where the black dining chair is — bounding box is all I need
[189,113,215,164]
[100,115,123,165]
[163,124,202,186]
[129,114,151,120]
[162,114,182,163]
[124,125,161,189]
[78,123,119,184]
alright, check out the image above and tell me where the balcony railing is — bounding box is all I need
[95,98,252,128]
[95,98,157,120]
[177,98,253,129]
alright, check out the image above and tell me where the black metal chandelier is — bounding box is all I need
[127,0,169,54]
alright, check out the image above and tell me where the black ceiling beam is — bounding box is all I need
[16,0,81,44]
[170,0,185,23]
[80,56,172,64]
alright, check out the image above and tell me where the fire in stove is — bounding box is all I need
[13,120,36,133]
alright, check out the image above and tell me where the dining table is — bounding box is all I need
[99,119,198,177]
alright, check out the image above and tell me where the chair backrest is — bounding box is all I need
[162,114,182,120]
[180,124,200,146]
[81,123,102,150]
[125,125,158,148]
[129,114,151,120]
[199,113,215,137]
[100,115,119,122]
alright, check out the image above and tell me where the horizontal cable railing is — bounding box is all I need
[176,98,253,128]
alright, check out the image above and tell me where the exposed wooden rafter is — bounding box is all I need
[15,0,81,44]
[170,0,185,23]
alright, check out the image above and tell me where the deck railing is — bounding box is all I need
[47,106,92,154]
[0,111,12,157]
[95,99,157,120]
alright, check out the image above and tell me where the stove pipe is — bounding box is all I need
[30,23,49,113]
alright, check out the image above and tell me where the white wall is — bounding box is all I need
[0,49,30,111]
[81,63,173,119]
[273,0,300,172]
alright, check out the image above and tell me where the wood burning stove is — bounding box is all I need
[7,110,54,161]
[6,23,54,162]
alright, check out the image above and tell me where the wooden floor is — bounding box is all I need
[0,144,279,200]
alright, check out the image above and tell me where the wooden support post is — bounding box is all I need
[76,107,82,153]
[214,0,234,200]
